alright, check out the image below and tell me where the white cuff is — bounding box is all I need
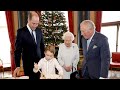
[99,77,107,79]
[33,68,39,73]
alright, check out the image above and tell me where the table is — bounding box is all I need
[3,76,29,79]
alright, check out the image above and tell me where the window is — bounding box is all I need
[60,11,69,30]
[118,31,120,51]
[102,11,120,23]
[101,26,117,52]
[101,11,120,53]
[0,11,11,67]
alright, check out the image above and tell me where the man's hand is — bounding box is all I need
[13,67,20,78]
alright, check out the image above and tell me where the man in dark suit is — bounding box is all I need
[13,11,45,79]
[80,20,110,79]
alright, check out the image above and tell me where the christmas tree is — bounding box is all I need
[39,11,68,47]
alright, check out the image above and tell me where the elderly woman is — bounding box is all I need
[57,31,79,79]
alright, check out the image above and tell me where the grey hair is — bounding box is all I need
[62,31,74,41]
[80,20,96,31]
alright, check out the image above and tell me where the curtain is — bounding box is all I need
[5,11,15,74]
[96,11,102,32]
[68,11,74,33]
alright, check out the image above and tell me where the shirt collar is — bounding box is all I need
[27,24,33,33]
[87,30,95,42]
[44,57,53,62]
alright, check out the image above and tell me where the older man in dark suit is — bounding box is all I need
[13,11,45,79]
[80,20,110,79]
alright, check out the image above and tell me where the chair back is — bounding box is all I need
[112,52,120,63]
[0,59,3,67]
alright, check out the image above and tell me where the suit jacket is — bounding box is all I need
[81,31,110,79]
[14,26,45,77]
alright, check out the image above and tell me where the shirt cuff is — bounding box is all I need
[99,77,107,79]
[33,68,39,73]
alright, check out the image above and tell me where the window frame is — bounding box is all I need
[101,21,120,52]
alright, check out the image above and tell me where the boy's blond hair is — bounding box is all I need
[45,45,55,55]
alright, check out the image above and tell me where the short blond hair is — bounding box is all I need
[45,45,55,55]
[62,31,74,41]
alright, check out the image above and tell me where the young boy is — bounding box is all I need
[33,45,63,79]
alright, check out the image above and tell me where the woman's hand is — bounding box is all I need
[63,65,72,72]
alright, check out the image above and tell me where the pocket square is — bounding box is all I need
[93,45,97,49]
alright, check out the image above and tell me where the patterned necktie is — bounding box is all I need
[31,30,36,43]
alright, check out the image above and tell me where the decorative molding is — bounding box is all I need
[12,11,18,36]
[90,11,96,24]
[73,11,78,44]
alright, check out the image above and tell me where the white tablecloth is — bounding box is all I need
[4,76,29,79]
[40,74,63,79]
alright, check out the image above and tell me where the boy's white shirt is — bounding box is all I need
[33,57,63,79]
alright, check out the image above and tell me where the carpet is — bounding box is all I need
[108,70,120,79]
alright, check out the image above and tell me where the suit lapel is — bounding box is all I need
[82,37,87,55]
[35,29,40,46]
[25,26,36,45]
[35,29,42,58]
[87,32,97,52]
[87,39,95,52]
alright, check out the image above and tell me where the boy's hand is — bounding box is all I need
[34,62,38,70]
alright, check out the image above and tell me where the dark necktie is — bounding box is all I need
[31,30,36,43]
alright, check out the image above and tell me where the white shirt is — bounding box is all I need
[27,24,37,43]
[33,57,63,79]
[87,31,95,50]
